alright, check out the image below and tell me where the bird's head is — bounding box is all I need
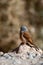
[20,26,28,33]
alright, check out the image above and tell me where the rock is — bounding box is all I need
[3,53,12,59]
[0,52,4,56]
[0,44,43,65]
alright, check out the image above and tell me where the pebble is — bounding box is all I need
[3,53,12,59]
[0,52,4,56]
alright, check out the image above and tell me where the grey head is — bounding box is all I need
[20,26,28,32]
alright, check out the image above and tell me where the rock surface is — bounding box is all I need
[0,44,43,65]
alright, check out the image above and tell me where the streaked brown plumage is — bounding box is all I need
[24,32,33,44]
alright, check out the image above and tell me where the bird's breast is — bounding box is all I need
[20,33,27,43]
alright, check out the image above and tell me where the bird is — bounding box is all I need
[20,26,39,51]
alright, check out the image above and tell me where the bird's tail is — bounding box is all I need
[32,43,39,51]
[26,42,39,51]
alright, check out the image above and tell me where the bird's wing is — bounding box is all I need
[23,32,33,44]
[23,32,39,50]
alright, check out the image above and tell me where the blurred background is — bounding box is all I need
[0,0,43,52]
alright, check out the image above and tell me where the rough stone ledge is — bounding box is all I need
[0,44,43,65]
